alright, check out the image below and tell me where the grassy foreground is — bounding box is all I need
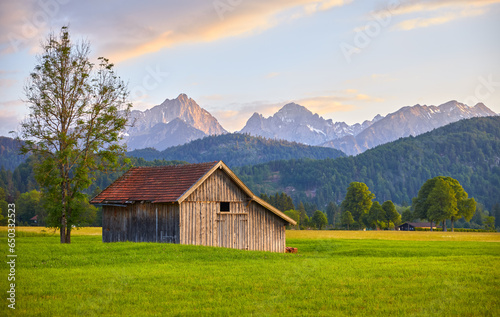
[1,228,499,316]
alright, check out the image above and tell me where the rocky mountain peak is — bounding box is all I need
[240,101,376,145]
[323,100,497,155]
[124,93,226,151]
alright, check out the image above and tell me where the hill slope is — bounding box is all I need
[0,137,27,170]
[235,117,500,209]
[127,133,346,167]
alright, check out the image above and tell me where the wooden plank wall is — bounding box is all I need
[247,202,286,253]
[181,169,249,248]
[102,202,179,243]
[181,168,287,252]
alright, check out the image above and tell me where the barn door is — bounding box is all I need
[217,213,248,250]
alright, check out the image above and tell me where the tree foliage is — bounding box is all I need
[341,182,374,227]
[259,192,295,212]
[382,200,400,229]
[413,176,476,231]
[365,201,383,229]
[283,209,300,229]
[311,210,328,230]
[19,27,131,243]
[326,202,340,226]
[341,210,354,230]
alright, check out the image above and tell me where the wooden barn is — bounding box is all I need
[90,161,296,252]
[398,222,435,231]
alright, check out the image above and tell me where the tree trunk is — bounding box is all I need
[430,221,433,231]
[60,219,66,244]
[66,226,71,243]
[442,220,447,232]
[451,217,455,232]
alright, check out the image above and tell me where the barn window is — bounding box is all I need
[220,202,230,212]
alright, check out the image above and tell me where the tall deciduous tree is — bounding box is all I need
[413,176,476,232]
[311,210,328,230]
[20,27,131,243]
[382,200,400,229]
[427,179,457,231]
[484,216,495,231]
[341,182,374,227]
[341,210,354,230]
[365,201,383,230]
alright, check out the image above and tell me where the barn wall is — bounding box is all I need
[180,168,287,252]
[102,202,179,243]
[247,201,286,253]
[180,169,250,248]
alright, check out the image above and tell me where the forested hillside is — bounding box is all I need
[235,117,500,209]
[127,133,346,167]
[0,137,27,170]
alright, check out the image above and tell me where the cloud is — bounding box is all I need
[0,100,23,136]
[297,96,355,115]
[205,88,384,131]
[0,78,17,88]
[380,0,500,31]
[387,0,500,16]
[0,0,353,62]
[0,0,71,55]
[266,72,280,78]
[104,0,354,63]
[395,8,486,31]
[209,100,284,132]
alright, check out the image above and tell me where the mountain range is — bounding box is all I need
[321,101,496,155]
[235,116,500,210]
[240,103,382,146]
[124,94,226,150]
[122,93,497,156]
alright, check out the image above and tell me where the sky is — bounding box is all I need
[0,0,499,135]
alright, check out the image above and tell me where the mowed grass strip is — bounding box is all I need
[6,226,102,236]
[0,229,498,316]
[287,229,500,242]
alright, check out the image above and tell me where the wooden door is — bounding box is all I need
[217,213,248,250]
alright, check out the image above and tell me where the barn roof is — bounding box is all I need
[399,222,434,228]
[90,161,219,204]
[90,161,296,225]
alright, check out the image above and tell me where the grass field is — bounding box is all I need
[1,228,499,316]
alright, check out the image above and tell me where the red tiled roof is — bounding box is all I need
[90,161,219,204]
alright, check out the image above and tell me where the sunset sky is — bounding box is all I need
[0,0,499,135]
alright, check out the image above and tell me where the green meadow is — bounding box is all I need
[1,228,499,316]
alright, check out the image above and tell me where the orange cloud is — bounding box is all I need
[395,8,486,31]
[383,0,500,31]
[105,0,352,63]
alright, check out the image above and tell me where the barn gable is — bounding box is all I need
[91,161,295,252]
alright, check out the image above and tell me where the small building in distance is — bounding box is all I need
[91,161,296,252]
[398,222,435,231]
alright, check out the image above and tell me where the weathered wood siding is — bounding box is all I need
[102,202,179,243]
[247,201,286,253]
[180,169,249,248]
[180,168,286,252]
